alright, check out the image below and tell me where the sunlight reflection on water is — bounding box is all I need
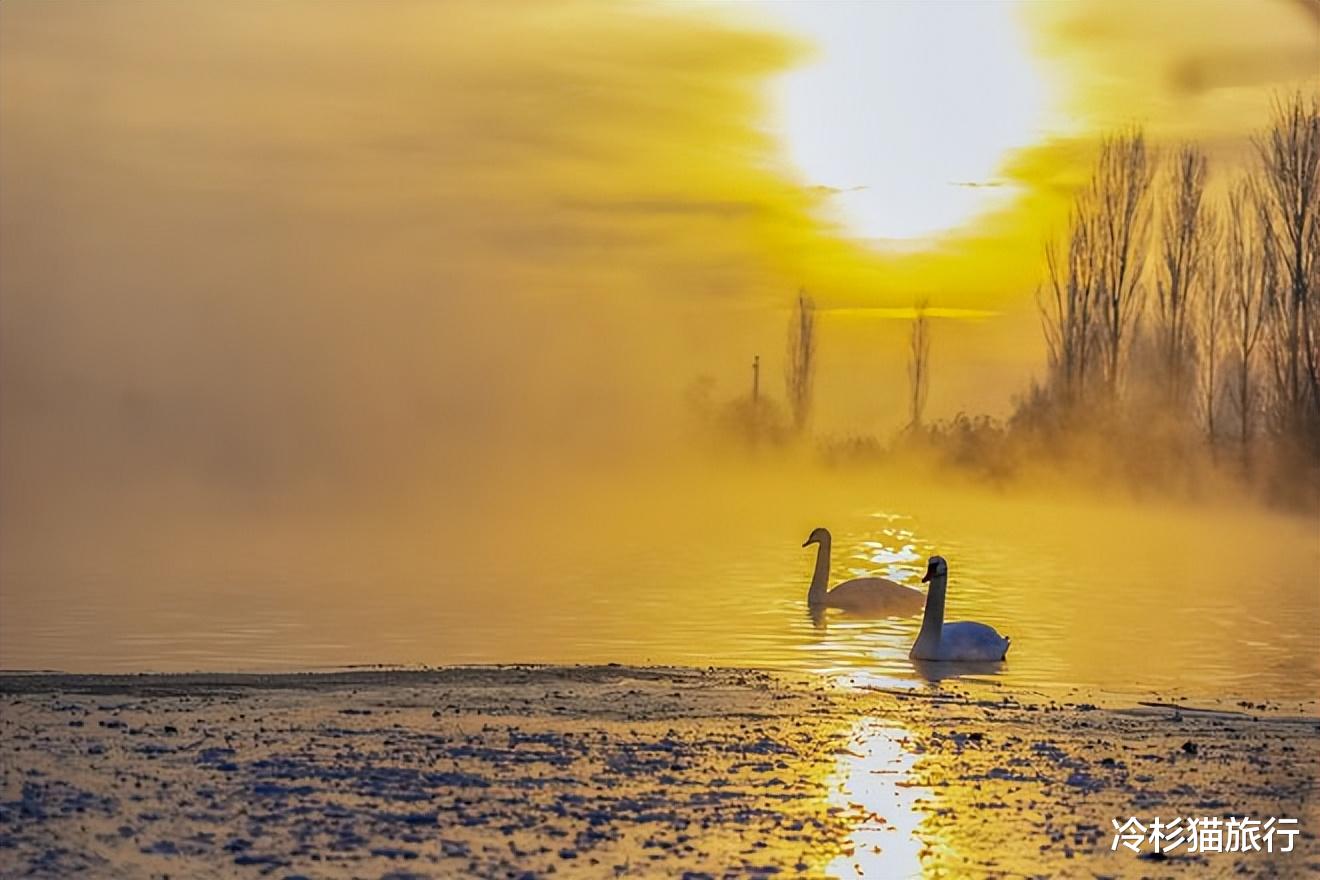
[2,488,1317,702]
[824,718,927,880]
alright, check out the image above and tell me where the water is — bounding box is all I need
[2,469,1317,703]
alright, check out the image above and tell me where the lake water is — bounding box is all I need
[3,467,1317,702]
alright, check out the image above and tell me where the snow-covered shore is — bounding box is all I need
[1,666,1316,878]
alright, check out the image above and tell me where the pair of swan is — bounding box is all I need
[803,527,1010,662]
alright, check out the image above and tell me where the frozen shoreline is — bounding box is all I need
[2,666,1317,877]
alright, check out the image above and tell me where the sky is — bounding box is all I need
[1,0,1317,546]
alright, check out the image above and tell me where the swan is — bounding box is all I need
[909,555,1010,661]
[802,527,925,616]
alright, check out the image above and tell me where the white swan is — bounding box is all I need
[803,527,925,616]
[909,555,1010,661]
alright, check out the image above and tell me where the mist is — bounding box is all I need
[0,1,1056,576]
[1,2,1317,684]
[0,1,791,537]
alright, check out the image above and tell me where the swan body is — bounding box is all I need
[802,527,925,616]
[909,555,1010,661]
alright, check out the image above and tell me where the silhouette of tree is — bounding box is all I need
[784,288,816,435]
[1038,204,1099,409]
[1254,92,1320,438]
[908,299,931,429]
[1156,144,1212,409]
[1090,129,1156,399]
[1223,178,1273,466]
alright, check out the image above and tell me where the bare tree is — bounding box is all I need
[1197,220,1230,447]
[1254,92,1320,434]
[1037,129,1152,409]
[908,298,931,429]
[1155,145,1212,408]
[1224,178,1273,465]
[1090,130,1156,399]
[1037,207,1098,408]
[784,288,817,435]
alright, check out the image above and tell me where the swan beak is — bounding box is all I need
[802,538,813,547]
[921,570,932,583]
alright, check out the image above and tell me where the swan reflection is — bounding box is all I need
[909,659,1005,684]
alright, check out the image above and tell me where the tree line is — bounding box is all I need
[689,92,1318,505]
[1027,92,1319,483]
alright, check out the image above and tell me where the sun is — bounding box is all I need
[759,0,1056,244]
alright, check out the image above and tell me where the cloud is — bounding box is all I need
[1022,0,1320,137]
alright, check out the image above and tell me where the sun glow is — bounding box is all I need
[762,1,1057,244]
[825,718,928,878]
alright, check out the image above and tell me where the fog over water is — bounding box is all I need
[2,2,1317,702]
[4,460,1316,703]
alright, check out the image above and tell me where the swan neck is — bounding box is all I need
[915,574,948,650]
[808,536,831,604]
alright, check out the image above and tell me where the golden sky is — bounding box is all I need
[1,0,1317,523]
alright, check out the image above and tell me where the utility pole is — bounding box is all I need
[752,355,760,405]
